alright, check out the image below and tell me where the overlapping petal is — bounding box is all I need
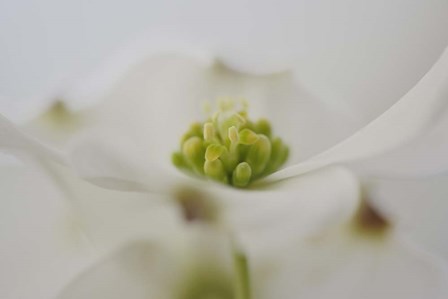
[269,46,448,182]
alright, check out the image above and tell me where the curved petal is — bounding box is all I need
[268,46,448,182]
[0,163,95,299]
[218,166,360,253]
[256,230,448,299]
[365,175,448,261]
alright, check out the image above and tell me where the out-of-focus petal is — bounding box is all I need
[0,157,186,297]
[44,162,182,253]
[0,163,95,299]
[366,175,448,260]
[219,167,360,253]
[269,46,448,182]
[256,229,448,299]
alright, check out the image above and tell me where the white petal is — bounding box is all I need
[257,230,448,299]
[0,112,67,164]
[269,46,448,182]
[0,163,95,299]
[43,162,182,253]
[352,107,448,178]
[264,77,359,163]
[0,159,195,298]
[68,131,181,192]
[219,166,360,253]
[366,175,448,261]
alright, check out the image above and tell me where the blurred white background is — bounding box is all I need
[0,0,448,121]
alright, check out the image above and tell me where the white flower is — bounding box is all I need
[1,43,448,299]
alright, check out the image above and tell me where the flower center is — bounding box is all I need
[172,100,289,187]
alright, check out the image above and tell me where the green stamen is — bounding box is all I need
[245,134,271,177]
[182,136,205,174]
[173,100,289,187]
[203,122,216,141]
[204,159,228,184]
[205,144,225,161]
[238,129,259,145]
[232,162,252,187]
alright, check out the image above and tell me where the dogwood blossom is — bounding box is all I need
[1,43,448,298]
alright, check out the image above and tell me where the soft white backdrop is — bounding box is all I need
[1,0,448,121]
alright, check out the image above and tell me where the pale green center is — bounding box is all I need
[172,100,289,187]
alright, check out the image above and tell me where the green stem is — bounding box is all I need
[233,246,251,299]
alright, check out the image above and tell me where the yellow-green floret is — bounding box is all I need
[172,100,289,187]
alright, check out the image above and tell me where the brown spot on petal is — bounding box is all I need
[28,100,86,145]
[175,187,219,223]
[39,101,79,128]
[352,199,390,238]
